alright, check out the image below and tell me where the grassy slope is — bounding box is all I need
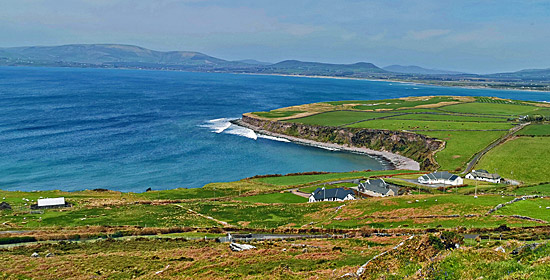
[516,123,550,136]
[347,119,513,131]
[418,130,507,171]
[385,113,509,122]
[254,170,418,186]
[477,137,550,183]
[440,102,542,116]
[285,111,396,126]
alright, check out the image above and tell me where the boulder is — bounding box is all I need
[230,242,256,252]
[0,202,11,210]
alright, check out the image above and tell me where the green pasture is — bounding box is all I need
[252,110,304,118]
[419,130,507,171]
[495,198,550,222]
[384,113,509,122]
[476,137,550,183]
[346,119,512,131]
[235,192,308,204]
[440,102,540,116]
[284,110,396,126]
[516,124,550,136]
[254,170,416,186]
[331,96,459,111]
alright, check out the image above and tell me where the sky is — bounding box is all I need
[1,0,550,73]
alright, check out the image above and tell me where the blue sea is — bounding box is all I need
[1,67,549,192]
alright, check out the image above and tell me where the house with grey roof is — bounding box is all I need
[308,187,355,203]
[357,179,399,197]
[418,171,463,186]
[466,169,502,183]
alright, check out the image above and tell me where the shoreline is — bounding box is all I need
[230,72,550,93]
[232,119,420,171]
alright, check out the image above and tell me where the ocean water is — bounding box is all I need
[1,67,549,192]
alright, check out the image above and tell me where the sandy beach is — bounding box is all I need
[234,120,420,171]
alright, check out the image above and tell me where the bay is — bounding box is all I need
[0,66,548,191]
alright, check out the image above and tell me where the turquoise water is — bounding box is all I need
[0,67,548,192]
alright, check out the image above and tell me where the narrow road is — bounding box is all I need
[462,122,530,174]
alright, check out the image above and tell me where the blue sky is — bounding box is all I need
[1,0,549,73]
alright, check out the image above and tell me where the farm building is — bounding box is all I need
[31,197,70,209]
[418,171,463,186]
[357,179,399,197]
[466,169,502,183]
[308,187,355,203]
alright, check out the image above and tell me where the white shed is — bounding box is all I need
[37,197,66,207]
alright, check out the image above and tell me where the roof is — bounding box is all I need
[37,197,65,207]
[358,179,398,195]
[419,171,460,181]
[311,188,354,201]
[469,170,501,180]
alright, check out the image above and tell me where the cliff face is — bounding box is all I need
[242,115,443,170]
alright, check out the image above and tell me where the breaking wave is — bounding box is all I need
[257,134,291,142]
[200,118,295,142]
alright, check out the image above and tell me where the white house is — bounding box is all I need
[357,179,399,197]
[466,169,502,183]
[418,171,463,186]
[308,187,355,203]
[36,197,66,208]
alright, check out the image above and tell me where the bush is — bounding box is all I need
[440,231,464,249]
[0,236,37,245]
[428,234,445,250]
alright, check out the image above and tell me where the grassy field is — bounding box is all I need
[252,110,304,118]
[235,192,308,204]
[418,130,507,171]
[384,113,510,122]
[332,96,461,111]
[347,119,513,131]
[0,236,395,279]
[284,111,396,126]
[476,137,550,183]
[254,170,418,186]
[516,123,550,136]
[440,102,541,116]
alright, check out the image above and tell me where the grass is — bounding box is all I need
[284,111,396,126]
[419,130,507,171]
[346,119,513,131]
[252,110,304,118]
[495,198,550,222]
[0,236,396,279]
[516,123,550,136]
[254,170,417,186]
[476,136,550,183]
[235,192,308,204]
[384,113,510,122]
[329,96,460,111]
[440,102,541,116]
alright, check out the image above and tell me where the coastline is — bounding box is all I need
[232,119,420,171]
[231,72,550,93]
[5,65,549,93]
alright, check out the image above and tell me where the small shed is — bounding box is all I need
[31,197,70,209]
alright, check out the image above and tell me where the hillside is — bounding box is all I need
[0,44,237,68]
[1,44,549,90]
[383,64,465,75]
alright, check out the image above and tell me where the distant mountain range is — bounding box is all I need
[0,44,549,89]
[383,65,465,75]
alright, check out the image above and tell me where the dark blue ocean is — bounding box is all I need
[1,67,549,192]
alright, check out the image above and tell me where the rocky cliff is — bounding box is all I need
[242,114,443,170]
